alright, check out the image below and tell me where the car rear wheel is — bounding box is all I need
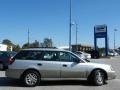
[0,64,7,70]
[92,70,105,86]
[23,70,40,87]
[0,64,3,70]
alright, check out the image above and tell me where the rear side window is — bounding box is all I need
[15,50,42,60]
[15,50,59,61]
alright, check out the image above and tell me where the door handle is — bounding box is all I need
[63,64,67,67]
[37,63,42,66]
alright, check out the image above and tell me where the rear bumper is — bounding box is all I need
[6,69,24,79]
[107,71,116,80]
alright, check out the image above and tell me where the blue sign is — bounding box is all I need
[94,25,108,56]
[94,25,107,38]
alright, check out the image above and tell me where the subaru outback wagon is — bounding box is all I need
[6,48,116,87]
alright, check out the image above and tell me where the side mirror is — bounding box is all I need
[74,58,80,63]
[85,59,90,62]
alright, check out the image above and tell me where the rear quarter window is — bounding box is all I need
[15,50,42,60]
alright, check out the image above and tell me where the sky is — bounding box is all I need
[0,0,120,48]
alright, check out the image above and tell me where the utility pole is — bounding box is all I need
[75,22,78,51]
[69,0,72,51]
[114,29,117,51]
[28,28,30,48]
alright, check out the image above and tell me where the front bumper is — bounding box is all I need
[107,71,116,80]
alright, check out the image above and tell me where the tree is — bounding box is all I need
[22,43,29,49]
[43,38,53,47]
[13,44,21,52]
[22,40,40,49]
[30,40,40,48]
[2,39,13,46]
[22,38,53,48]
[2,39,21,52]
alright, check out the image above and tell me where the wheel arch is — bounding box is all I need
[20,68,41,80]
[87,68,108,80]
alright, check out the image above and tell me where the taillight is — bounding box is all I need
[8,57,15,65]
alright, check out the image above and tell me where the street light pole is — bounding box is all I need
[28,28,30,48]
[75,22,78,51]
[114,29,117,54]
[69,0,72,51]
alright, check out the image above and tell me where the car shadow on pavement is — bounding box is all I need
[0,77,23,87]
[39,80,94,86]
[0,77,97,87]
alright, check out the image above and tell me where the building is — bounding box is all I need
[0,44,13,51]
[0,44,7,51]
[57,46,69,50]
[72,44,93,52]
[58,44,93,52]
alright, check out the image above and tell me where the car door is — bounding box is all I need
[60,51,87,79]
[37,51,61,79]
[14,50,61,80]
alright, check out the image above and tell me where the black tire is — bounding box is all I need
[0,64,6,71]
[22,70,40,87]
[0,64,3,70]
[3,65,8,70]
[92,70,105,86]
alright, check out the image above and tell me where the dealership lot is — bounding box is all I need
[0,56,120,90]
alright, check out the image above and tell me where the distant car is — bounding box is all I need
[115,50,120,55]
[0,51,16,70]
[117,51,120,55]
[74,51,86,59]
[87,50,100,59]
[75,51,91,60]
[108,50,119,56]
[83,52,91,59]
[6,48,116,87]
[113,51,119,56]
[108,51,114,56]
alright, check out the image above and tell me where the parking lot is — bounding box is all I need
[0,56,120,90]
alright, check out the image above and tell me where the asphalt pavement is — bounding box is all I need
[0,56,120,90]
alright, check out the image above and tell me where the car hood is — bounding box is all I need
[83,62,111,71]
[86,62,109,66]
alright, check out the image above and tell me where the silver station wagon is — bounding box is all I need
[6,48,116,87]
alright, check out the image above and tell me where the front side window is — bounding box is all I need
[59,52,71,62]
[42,51,59,61]
[59,52,80,62]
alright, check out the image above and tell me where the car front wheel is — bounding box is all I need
[93,70,105,86]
